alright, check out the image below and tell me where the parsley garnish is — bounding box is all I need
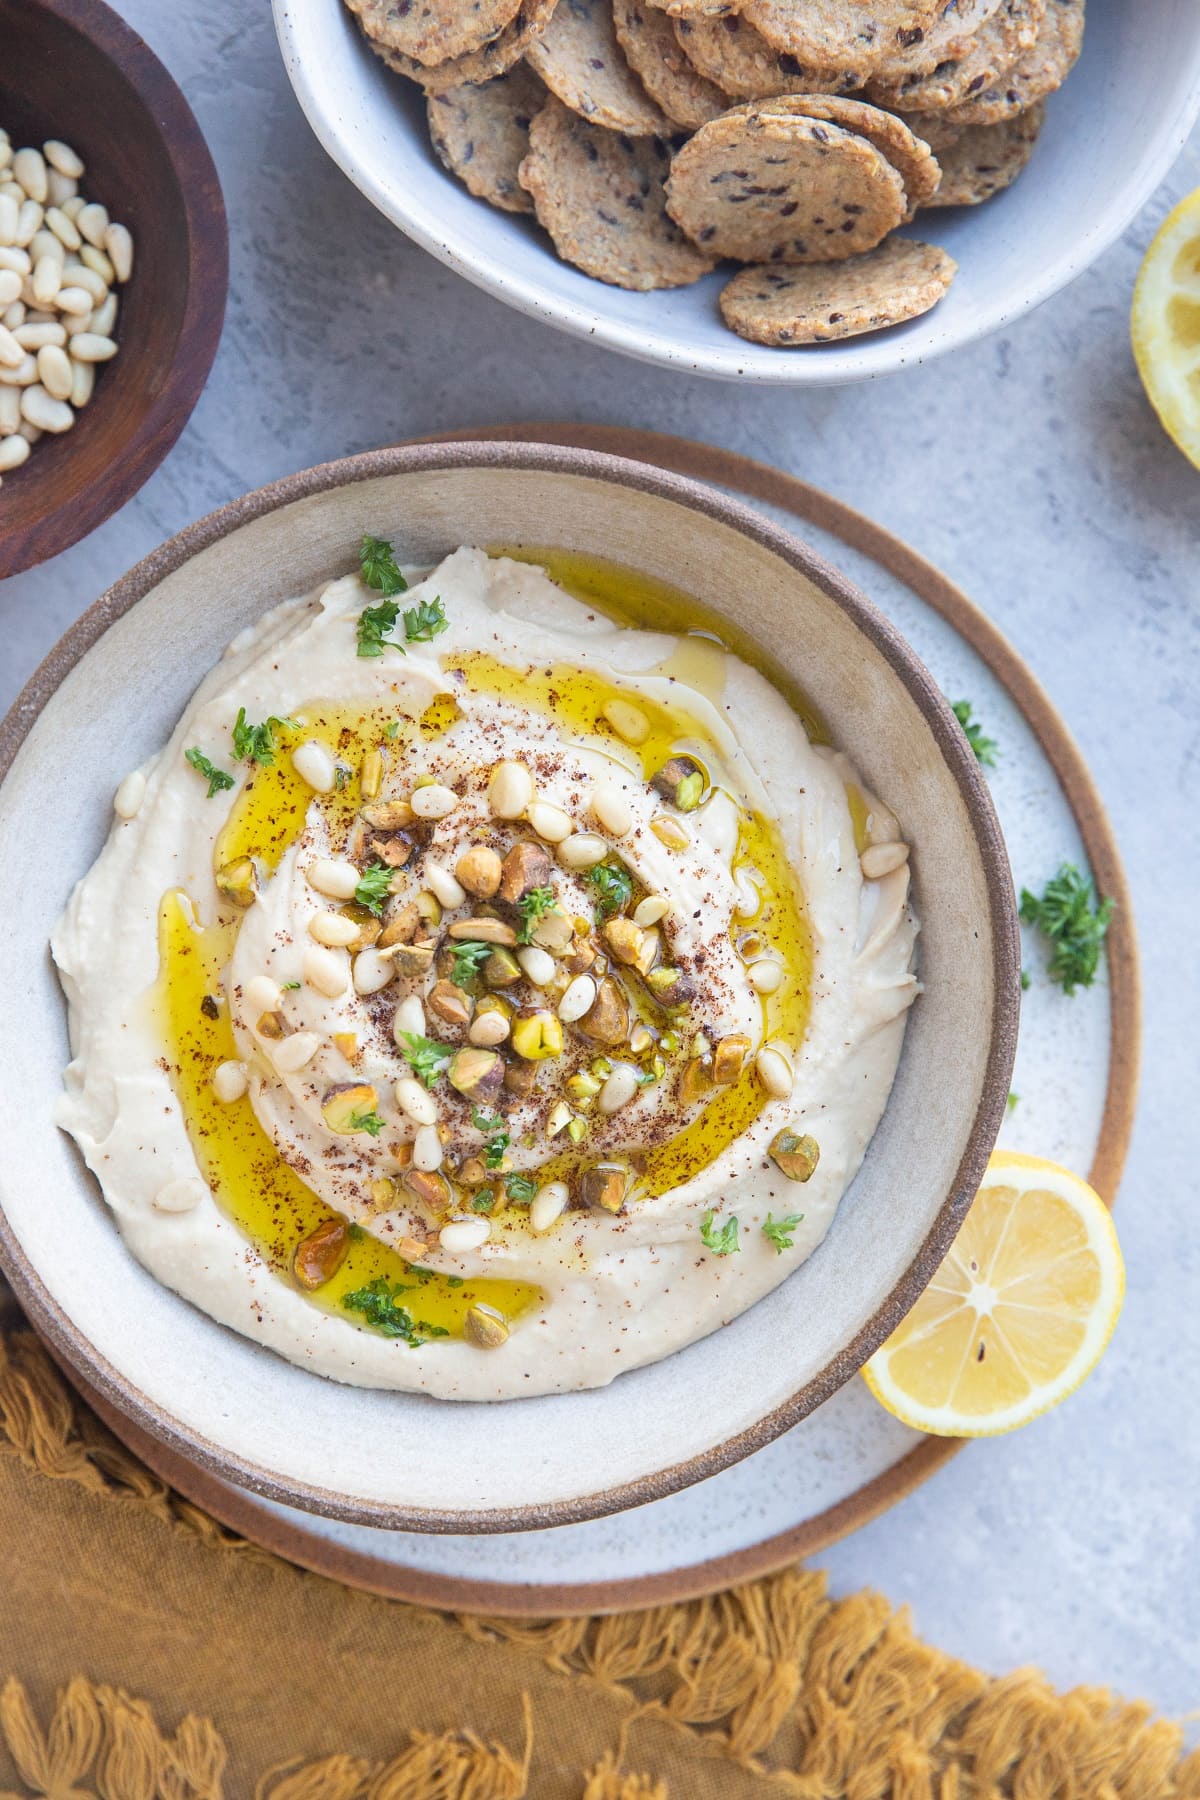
[385,720,401,739]
[231,708,298,765]
[360,533,408,598]
[341,1277,447,1345]
[517,884,557,944]
[951,699,998,768]
[1019,863,1113,996]
[348,1107,385,1136]
[449,940,494,987]
[586,862,633,921]
[357,599,405,659]
[404,596,449,643]
[281,981,301,991]
[762,1212,804,1254]
[700,1210,740,1256]
[471,1106,511,1169]
[505,1173,537,1206]
[399,1031,455,1088]
[1006,1091,1020,1114]
[353,860,394,916]
[471,1189,496,1214]
[185,747,235,798]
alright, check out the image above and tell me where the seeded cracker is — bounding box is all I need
[921,100,1044,204]
[526,0,671,136]
[428,64,544,211]
[746,95,943,214]
[939,0,1083,126]
[720,238,957,344]
[365,0,559,93]
[866,0,1044,113]
[518,95,715,288]
[346,0,525,66]
[738,0,956,82]
[858,0,1007,85]
[613,0,726,129]
[673,15,859,99]
[665,109,907,265]
[645,0,738,15]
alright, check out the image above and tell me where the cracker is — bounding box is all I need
[518,95,715,288]
[525,0,671,136]
[665,108,907,264]
[896,109,962,152]
[347,0,524,66]
[719,237,957,343]
[748,95,943,214]
[366,0,559,92]
[921,100,1044,203]
[859,0,1006,85]
[613,0,727,129]
[673,15,859,100]
[939,0,1082,125]
[428,64,544,210]
[866,0,1043,112]
[644,0,737,15]
[738,0,958,81]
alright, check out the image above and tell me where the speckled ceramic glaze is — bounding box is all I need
[0,442,1018,1530]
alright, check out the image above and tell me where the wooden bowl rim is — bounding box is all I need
[0,438,1021,1533]
[0,0,228,577]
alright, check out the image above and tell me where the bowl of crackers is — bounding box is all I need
[275,0,1200,383]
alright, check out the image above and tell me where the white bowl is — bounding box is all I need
[0,443,1017,1529]
[274,0,1200,385]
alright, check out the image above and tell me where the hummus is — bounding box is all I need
[53,546,919,1400]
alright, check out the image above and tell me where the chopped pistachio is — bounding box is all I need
[255,1010,289,1041]
[566,1070,602,1103]
[368,1176,398,1211]
[602,917,645,966]
[449,916,517,946]
[360,748,383,799]
[382,940,437,978]
[446,1046,504,1102]
[576,977,630,1047]
[644,965,694,1007]
[216,857,258,909]
[511,1009,564,1060]
[503,1059,539,1099]
[321,1082,380,1133]
[651,755,705,811]
[712,1034,751,1085]
[678,1058,711,1107]
[402,1167,454,1214]
[292,1218,348,1290]
[427,979,473,1029]
[581,1162,626,1213]
[547,1100,573,1138]
[465,1304,510,1349]
[484,946,522,989]
[497,840,554,904]
[769,1129,821,1183]
[362,798,415,831]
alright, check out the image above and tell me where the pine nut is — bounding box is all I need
[425,861,466,909]
[154,1177,206,1214]
[0,270,18,306]
[0,427,32,469]
[557,832,607,870]
[12,148,47,204]
[530,1181,569,1232]
[861,841,909,880]
[293,740,336,792]
[18,420,41,442]
[650,814,690,851]
[0,246,29,274]
[0,354,37,386]
[633,896,670,927]
[60,196,85,221]
[0,322,22,367]
[488,759,533,819]
[15,200,41,247]
[598,1062,640,1114]
[0,195,16,247]
[517,945,556,986]
[748,959,784,994]
[395,1076,438,1124]
[602,697,649,743]
[302,944,349,997]
[212,1060,249,1102]
[54,284,91,315]
[591,780,633,838]
[469,1009,510,1046]
[353,948,395,995]
[270,1031,319,1074]
[76,202,108,248]
[527,799,572,842]
[46,170,77,207]
[43,139,83,178]
[69,358,93,408]
[61,261,106,302]
[558,974,597,1023]
[36,343,71,400]
[0,390,19,436]
[245,975,282,1016]
[45,206,81,251]
[413,1123,444,1172]
[19,384,72,431]
[15,320,65,348]
[31,257,61,306]
[104,221,133,282]
[755,1044,794,1100]
[309,910,360,947]
[439,1216,490,1253]
[393,994,426,1042]
[113,769,145,818]
[307,858,359,900]
[410,782,458,820]
[89,292,117,337]
[1,303,22,331]
[79,243,114,284]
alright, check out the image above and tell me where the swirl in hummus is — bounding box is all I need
[53,546,919,1400]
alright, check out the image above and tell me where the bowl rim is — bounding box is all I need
[0,439,1021,1531]
[0,0,229,578]
[272,0,1200,387]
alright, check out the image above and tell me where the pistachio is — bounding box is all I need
[371,832,415,869]
[576,976,630,1047]
[650,814,691,851]
[580,1162,627,1213]
[455,843,503,898]
[360,748,383,799]
[503,1058,539,1099]
[464,1303,509,1349]
[511,1009,564,1061]
[601,698,649,745]
[402,1167,454,1214]
[292,1218,348,1290]
[427,979,473,1029]
[629,1024,653,1056]
[378,899,420,948]
[321,1082,380,1133]
[484,946,522,988]
[216,857,258,909]
[497,839,553,904]
[456,1155,491,1187]
[651,755,705,811]
[566,1117,588,1144]
[397,1233,428,1261]
[547,1099,573,1137]
[255,1010,289,1041]
[561,935,598,975]
[602,917,647,967]
[643,964,694,1008]
[678,1058,711,1107]
[362,798,415,831]
[447,1046,505,1102]
[769,1128,820,1182]
[448,916,517,946]
[565,1069,602,1104]
[330,1031,358,1063]
[488,759,534,820]
[383,940,437,978]
[368,1175,399,1210]
[415,890,442,931]
[712,1034,751,1085]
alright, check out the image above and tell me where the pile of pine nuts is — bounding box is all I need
[0,130,134,487]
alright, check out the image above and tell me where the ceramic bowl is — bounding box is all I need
[0,441,1018,1530]
[0,0,228,577]
[273,0,1200,386]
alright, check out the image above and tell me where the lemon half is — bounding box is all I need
[1132,184,1200,469]
[863,1152,1124,1437]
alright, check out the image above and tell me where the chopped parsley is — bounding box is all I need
[517,884,557,944]
[403,595,449,643]
[341,1277,448,1346]
[471,1106,511,1169]
[360,533,408,598]
[471,1189,497,1214]
[385,720,401,739]
[1006,1091,1020,1114]
[1019,863,1114,996]
[231,708,297,765]
[700,1210,740,1256]
[762,1212,804,1254]
[586,861,633,921]
[399,1031,455,1088]
[185,747,235,798]
[353,860,394,916]
[505,1173,537,1206]
[951,699,998,768]
[281,981,301,991]
[357,598,405,659]
[348,1107,385,1136]
[449,940,494,987]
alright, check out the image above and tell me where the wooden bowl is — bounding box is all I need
[0,0,227,577]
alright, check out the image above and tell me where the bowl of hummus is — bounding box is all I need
[0,441,1018,1528]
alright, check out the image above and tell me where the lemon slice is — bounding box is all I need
[863,1152,1124,1437]
[1132,184,1200,468]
